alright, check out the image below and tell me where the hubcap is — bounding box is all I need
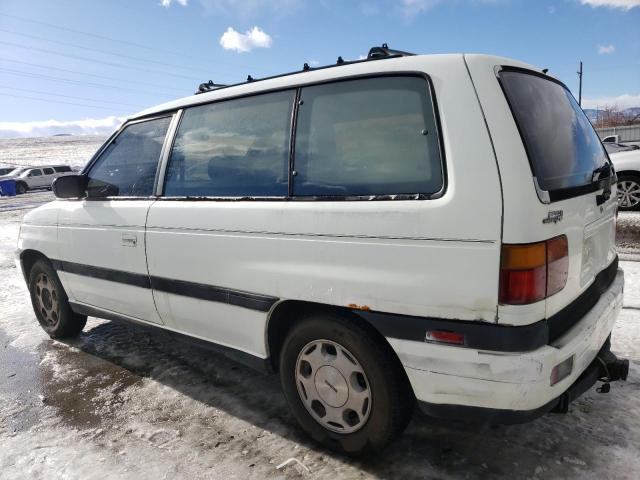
[295,339,371,434]
[34,272,60,326]
[617,180,640,209]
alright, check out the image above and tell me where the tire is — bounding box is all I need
[15,182,27,195]
[28,259,87,339]
[279,311,414,455]
[617,174,640,211]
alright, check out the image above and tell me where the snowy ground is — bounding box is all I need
[0,135,106,171]
[1,137,640,479]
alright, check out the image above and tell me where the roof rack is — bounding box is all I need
[194,44,415,95]
[196,80,228,94]
[367,43,415,59]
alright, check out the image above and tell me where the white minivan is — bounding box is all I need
[17,47,628,455]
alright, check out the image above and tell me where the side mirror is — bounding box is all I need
[52,174,87,199]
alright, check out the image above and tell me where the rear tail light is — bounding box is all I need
[499,235,569,305]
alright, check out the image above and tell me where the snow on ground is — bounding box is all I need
[1,137,640,479]
[0,135,106,170]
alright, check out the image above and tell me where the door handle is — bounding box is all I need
[122,233,138,247]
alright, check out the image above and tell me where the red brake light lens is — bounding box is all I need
[499,235,568,305]
[425,330,465,346]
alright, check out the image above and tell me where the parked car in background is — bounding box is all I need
[610,149,640,211]
[0,165,74,194]
[604,142,639,155]
[0,167,16,176]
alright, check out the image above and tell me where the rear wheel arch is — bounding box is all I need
[266,300,411,385]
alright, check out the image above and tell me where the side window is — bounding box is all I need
[294,76,443,197]
[86,116,171,197]
[28,169,42,177]
[54,166,71,173]
[43,167,55,175]
[163,90,294,197]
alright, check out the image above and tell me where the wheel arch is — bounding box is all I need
[19,249,50,282]
[265,300,412,389]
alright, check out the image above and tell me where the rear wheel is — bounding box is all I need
[279,311,414,455]
[617,174,640,211]
[15,182,27,195]
[28,259,87,338]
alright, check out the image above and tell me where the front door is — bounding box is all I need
[57,115,174,324]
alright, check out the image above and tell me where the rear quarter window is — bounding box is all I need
[293,76,443,197]
[499,69,608,193]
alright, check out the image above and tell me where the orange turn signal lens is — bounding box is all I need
[499,235,569,305]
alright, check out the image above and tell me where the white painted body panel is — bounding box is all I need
[145,55,503,356]
[56,200,162,324]
[465,54,618,324]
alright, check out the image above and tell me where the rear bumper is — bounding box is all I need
[388,268,624,420]
[417,338,627,424]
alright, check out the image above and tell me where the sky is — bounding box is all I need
[0,0,638,138]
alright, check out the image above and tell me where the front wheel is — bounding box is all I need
[279,311,414,455]
[617,174,640,211]
[28,259,87,339]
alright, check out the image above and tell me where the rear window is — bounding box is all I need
[499,70,607,192]
[43,167,54,174]
[293,76,443,197]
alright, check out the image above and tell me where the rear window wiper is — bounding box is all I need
[592,163,613,183]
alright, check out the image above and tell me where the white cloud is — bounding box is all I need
[598,44,616,54]
[219,26,272,53]
[579,0,640,10]
[582,94,640,110]
[0,116,125,139]
[160,0,188,7]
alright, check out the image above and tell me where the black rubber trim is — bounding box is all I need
[547,256,618,342]
[51,259,278,312]
[52,259,150,289]
[150,276,277,312]
[68,301,271,373]
[357,311,548,352]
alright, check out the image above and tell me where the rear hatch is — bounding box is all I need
[464,56,618,330]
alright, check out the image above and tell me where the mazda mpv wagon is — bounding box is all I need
[17,45,628,455]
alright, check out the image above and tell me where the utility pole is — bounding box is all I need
[577,61,583,107]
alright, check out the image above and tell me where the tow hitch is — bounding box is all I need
[595,349,629,393]
[552,340,629,414]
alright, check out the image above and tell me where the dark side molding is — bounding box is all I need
[51,259,278,312]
